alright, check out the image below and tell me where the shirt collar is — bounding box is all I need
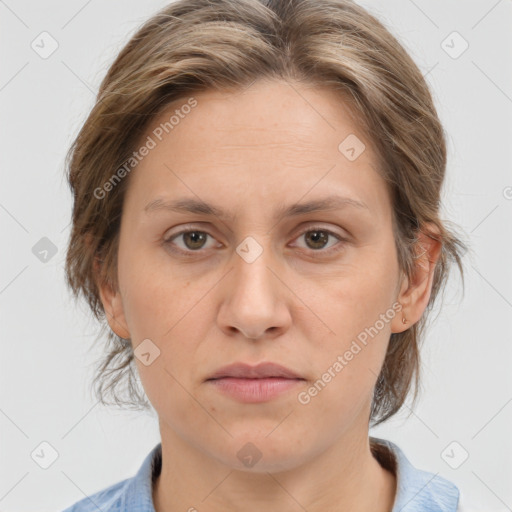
[370,436,460,512]
[121,442,161,511]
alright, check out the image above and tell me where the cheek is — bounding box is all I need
[295,324,390,434]
[330,238,399,322]
[311,261,398,338]
[117,242,215,372]
[303,242,399,391]
[117,240,191,336]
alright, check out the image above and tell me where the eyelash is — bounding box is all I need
[162,226,347,258]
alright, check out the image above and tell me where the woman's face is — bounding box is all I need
[101,79,411,471]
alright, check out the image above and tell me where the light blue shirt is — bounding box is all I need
[61,436,460,511]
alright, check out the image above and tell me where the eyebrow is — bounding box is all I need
[143,194,369,222]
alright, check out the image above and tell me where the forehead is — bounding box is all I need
[124,79,389,220]
[153,80,369,151]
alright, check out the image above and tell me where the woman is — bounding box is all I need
[62,0,468,510]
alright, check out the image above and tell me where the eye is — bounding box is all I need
[291,226,346,254]
[163,229,219,255]
[162,226,347,257]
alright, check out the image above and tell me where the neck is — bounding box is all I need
[153,422,396,512]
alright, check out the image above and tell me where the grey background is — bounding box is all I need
[1,0,511,510]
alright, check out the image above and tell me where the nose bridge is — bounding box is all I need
[232,234,277,304]
[217,233,290,339]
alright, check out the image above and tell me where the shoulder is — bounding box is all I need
[370,436,460,512]
[60,478,129,511]
[60,443,162,512]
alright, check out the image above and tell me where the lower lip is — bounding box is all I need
[207,377,304,403]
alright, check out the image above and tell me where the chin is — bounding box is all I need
[212,433,310,474]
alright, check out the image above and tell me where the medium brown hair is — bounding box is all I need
[64,0,468,427]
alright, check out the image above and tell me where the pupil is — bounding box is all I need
[308,230,327,249]
[185,232,205,249]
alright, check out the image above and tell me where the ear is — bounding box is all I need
[391,223,442,333]
[94,254,131,340]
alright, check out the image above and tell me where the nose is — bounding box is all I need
[216,238,292,341]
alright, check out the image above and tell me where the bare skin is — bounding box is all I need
[98,79,441,512]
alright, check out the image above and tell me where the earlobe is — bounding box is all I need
[391,224,442,333]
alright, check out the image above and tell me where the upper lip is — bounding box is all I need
[207,362,304,380]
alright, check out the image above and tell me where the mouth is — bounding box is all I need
[205,362,305,403]
[206,361,304,380]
